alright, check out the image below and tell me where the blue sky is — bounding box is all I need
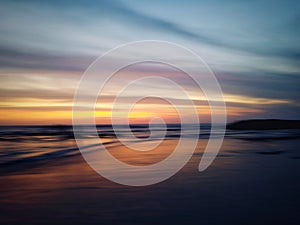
[0,0,299,124]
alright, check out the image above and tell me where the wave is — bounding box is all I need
[0,124,299,166]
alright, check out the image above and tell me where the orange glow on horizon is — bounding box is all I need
[0,92,291,125]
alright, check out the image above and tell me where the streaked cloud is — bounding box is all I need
[0,0,299,124]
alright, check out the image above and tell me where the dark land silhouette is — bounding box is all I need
[227,119,300,130]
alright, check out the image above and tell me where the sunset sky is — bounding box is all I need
[0,0,299,125]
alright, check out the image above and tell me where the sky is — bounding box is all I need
[0,0,299,125]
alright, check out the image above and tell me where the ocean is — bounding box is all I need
[0,124,300,224]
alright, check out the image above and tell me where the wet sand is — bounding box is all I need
[1,138,300,225]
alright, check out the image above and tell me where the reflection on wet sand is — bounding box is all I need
[1,126,300,224]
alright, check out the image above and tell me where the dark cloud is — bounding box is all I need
[0,47,94,71]
[215,70,300,103]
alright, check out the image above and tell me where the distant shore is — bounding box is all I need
[227,119,300,130]
[1,120,300,131]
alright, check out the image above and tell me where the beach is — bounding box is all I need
[0,125,300,225]
[1,0,299,224]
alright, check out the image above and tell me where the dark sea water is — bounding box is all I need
[0,124,300,225]
[1,124,299,165]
